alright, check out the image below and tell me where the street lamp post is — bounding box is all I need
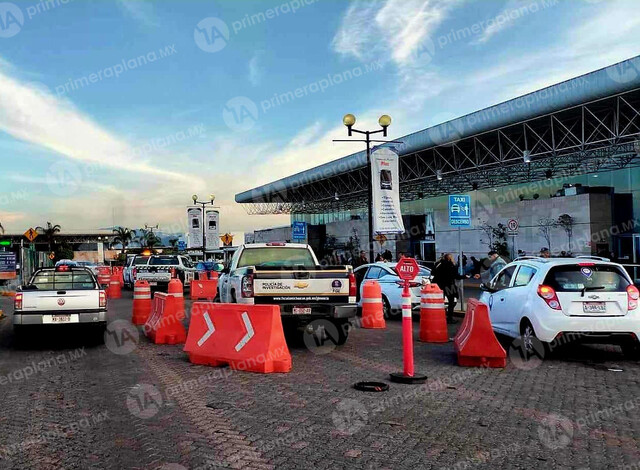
[191,194,216,262]
[334,114,400,263]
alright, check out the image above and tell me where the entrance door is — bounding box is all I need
[420,241,436,266]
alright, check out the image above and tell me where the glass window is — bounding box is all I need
[134,256,149,266]
[149,256,178,266]
[237,248,316,268]
[30,270,96,290]
[493,266,516,290]
[513,266,537,287]
[365,267,382,279]
[544,265,630,292]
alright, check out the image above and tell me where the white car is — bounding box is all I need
[479,256,640,358]
[354,262,431,318]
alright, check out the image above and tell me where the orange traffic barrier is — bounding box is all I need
[184,302,291,373]
[168,278,184,317]
[114,266,124,287]
[191,278,218,301]
[361,280,386,329]
[198,271,209,280]
[107,273,122,299]
[97,267,111,288]
[144,292,186,345]
[454,298,506,368]
[132,280,152,325]
[419,284,448,343]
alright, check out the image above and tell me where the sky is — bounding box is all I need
[0,0,639,238]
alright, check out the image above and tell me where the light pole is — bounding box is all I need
[334,114,400,263]
[191,194,216,262]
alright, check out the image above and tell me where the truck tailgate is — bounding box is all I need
[22,290,100,312]
[253,268,351,304]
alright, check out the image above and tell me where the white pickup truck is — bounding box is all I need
[218,243,357,344]
[13,265,107,335]
[135,255,196,291]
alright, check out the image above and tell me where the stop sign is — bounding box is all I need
[396,257,420,281]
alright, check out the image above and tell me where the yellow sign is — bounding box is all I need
[220,233,233,247]
[24,228,38,242]
[48,252,55,260]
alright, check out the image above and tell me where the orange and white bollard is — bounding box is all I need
[419,284,448,343]
[132,280,152,325]
[108,273,122,299]
[361,280,386,329]
[168,278,184,318]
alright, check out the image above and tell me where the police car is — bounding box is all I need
[479,256,640,358]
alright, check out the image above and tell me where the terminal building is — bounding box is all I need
[237,56,640,269]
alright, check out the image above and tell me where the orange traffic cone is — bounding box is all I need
[168,278,185,318]
[361,280,386,329]
[108,273,122,299]
[132,280,152,325]
[419,283,448,342]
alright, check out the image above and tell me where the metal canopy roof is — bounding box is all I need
[237,56,640,214]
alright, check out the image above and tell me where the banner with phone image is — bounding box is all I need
[187,206,203,249]
[371,146,405,234]
[205,209,220,250]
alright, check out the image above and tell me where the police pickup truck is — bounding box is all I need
[13,264,107,335]
[135,255,196,291]
[218,243,357,344]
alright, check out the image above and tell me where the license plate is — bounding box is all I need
[43,314,78,324]
[149,282,157,286]
[293,307,312,315]
[583,301,606,313]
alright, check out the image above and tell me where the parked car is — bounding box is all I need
[123,255,150,289]
[478,256,640,358]
[353,262,431,318]
[14,264,107,336]
[218,243,357,344]
[135,255,196,291]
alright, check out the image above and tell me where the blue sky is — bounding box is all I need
[0,0,639,237]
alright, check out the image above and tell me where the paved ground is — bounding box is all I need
[0,292,639,470]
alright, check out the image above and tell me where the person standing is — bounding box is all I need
[432,253,469,324]
[475,250,507,284]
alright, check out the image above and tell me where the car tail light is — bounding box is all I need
[170,268,176,278]
[395,281,421,288]
[55,265,70,272]
[349,271,356,296]
[578,262,595,266]
[241,274,254,298]
[537,284,561,310]
[14,293,22,311]
[266,242,286,246]
[627,285,639,310]
[99,291,107,308]
[132,267,137,279]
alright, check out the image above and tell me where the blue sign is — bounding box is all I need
[449,195,471,227]
[292,221,307,239]
[0,253,16,273]
[177,240,187,251]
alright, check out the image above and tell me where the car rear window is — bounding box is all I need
[134,256,150,266]
[149,256,178,266]
[544,265,630,292]
[237,248,316,268]
[29,271,96,290]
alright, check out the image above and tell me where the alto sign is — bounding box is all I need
[396,257,420,281]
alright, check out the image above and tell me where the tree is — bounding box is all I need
[134,228,160,251]
[479,222,494,250]
[112,227,133,260]
[36,222,61,252]
[538,217,557,253]
[0,221,4,234]
[557,214,575,253]
[168,238,179,253]
[491,223,509,258]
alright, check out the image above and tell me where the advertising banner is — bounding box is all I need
[187,206,203,249]
[205,210,220,250]
[0,252,17,280]
[371,147,405,234]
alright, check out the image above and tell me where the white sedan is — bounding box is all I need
[354,262,431,318]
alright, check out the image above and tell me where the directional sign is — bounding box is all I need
[507,219,519,235]
[234,312,255,351]
[292,221,307,240]
[396,257,420,281]
[24,227,38,242]
[197,312,216,347]
[448,195,471,227]
[178,240,187,251]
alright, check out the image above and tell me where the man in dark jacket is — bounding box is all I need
[432,253,469,324]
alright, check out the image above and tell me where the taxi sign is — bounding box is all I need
[396,257,420,281]
[24,227,38,242]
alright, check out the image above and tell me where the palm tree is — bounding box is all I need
[112,226,133,260]
[168,238,179,252]
[0,221,4,235]
[134,228,160,250]
[36,222,61,252]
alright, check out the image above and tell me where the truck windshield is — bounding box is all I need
[29,271,96,290]
[237,248,316,268]
[134,256,150,266]
[149,256,178,266]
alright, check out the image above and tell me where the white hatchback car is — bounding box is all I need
[479,256,640,358]
[354,262,431,317]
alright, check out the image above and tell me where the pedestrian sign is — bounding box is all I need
[292,221,306,240]
[448,195,471,227]
[24,227,38,242]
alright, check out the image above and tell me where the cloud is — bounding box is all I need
[472,0,535,45]
[0,71,202,185]
[116,0,158,26]
[248,52,265,87]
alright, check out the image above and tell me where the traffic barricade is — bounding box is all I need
[132,280,152,325]
[453,298,506,368]
[191,278,218,301]
[361,280,385,329]
[97,267,111,288]
[184,302,291,373]
[107,273,122,299]
[419,284,448,343]
[144,292,186,345]
[168,278,185,318]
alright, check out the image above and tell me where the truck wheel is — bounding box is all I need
[331,319,350,346]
